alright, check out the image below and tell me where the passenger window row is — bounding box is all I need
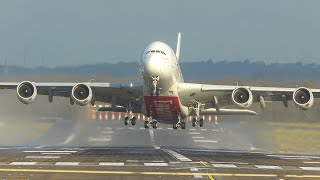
[146,50,166,55]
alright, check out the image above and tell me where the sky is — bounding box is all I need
[0,0,319,67]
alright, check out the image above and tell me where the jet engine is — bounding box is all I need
[71,83,93,106]
[16,81,37,104]
[293,87,314,110]
[231,87,253,109]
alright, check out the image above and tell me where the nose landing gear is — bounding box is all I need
[151,76,161,96]
[144,119,158,129]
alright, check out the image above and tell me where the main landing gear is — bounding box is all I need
[173,116,186,129]
[144,119,158,129]
[124,103,136,126]
[124,115,136,126]
[191,102,204,127]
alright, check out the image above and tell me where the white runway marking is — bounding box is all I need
[194,140,218,143]
[115,127,123,130]
[139,127,145,130]
[128,127,135,130]
[189,132,200,135]
[99,162,124,166]
[41,153,72,155]
[158,127,163,130]
[190,168,203,178]
[212,129,219,132]
[255,165,282,170]
[25,156,61,159]
[212,164,237,168]
[200,129,207,131]
[267,155,320,159]
[10,162,37,165]
[300,167,320,171]
[55,162,80,166]
[88,137,112,142]
[189,129,196,131]
[163,149,192,162]
[211,161,249,165]
[167,128,173,130]
[304,161,320,164]
[126,160,140,163]
[23,151,78,153]
[192,136,204,139]
[60,133,75,145]
[144,163,168,166]
[149,130,160,149]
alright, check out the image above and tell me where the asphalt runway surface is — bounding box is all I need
[0,119,320,179]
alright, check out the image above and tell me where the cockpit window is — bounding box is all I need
[151,50,155,53]
[161,51,166,55]
[156,50,160,53]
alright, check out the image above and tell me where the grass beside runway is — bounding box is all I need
[256,122,320,153]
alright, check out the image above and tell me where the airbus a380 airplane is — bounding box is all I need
[1,33,319,129]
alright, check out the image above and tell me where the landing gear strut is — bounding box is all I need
[173,116,186,129]
[151,76,161,96]
[191,102,204,127]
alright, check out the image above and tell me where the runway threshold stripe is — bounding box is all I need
[255,165,282,170]
[99,162,124,166]
[55,162,80,166]
[0,168,281,177]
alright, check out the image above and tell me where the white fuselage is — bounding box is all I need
[139,42,189,123]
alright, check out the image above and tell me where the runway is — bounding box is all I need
[0,119,319,179]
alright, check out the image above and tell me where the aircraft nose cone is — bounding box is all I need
[143,55,162,76]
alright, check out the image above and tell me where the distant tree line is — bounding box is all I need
[1,60,320,82]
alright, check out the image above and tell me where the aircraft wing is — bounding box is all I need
[0,81,144,111]
[178,83,320,112]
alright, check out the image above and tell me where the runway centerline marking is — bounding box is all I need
[149,130,160,149]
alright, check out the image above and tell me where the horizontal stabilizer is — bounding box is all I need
[193,108,258,116]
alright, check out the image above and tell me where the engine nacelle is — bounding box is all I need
[231,87,253,109]
[293,87,314,110]
[16,81,37,104]
[71,83,92,106]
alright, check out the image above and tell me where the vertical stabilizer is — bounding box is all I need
[176,32,181,61]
